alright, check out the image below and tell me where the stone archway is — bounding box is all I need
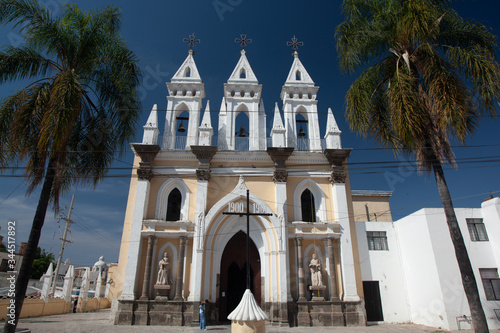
[218,231,261,321]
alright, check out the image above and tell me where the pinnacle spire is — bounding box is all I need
[200,101,212,128]
[272,102,285,130]
[143,104,159,145]
[326,107,341,133]
[325,107,342,149]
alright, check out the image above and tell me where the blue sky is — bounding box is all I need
[0,0,499,266]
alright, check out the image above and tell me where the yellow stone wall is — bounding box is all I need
[345,174,365,300]
[112,152,390,305]
[352,194,393,222]
[111,155,140,300]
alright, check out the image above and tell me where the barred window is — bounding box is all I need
[467,218,488,241]
[367,231,388,251]
[480,268,500,301]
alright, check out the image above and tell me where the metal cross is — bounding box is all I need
[183,33,200,50]
[287,35,303,51]
[235,34,252,49]
[223,190,272,290]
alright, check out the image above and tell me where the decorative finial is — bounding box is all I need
[287,35,303,52]
[235,33,252,49]
[183,33,200,51]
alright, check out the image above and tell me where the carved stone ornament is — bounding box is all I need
[273,170,288,183]
[132,144,160,181]
[137,167,154,181]
[235,175,248,192]
[330,168,347,184]
[191,145,217,165]
[324,149,351,184]
[196,169,211,181]
[267,147,293,183]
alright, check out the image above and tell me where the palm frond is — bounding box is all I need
[0,47,56,83]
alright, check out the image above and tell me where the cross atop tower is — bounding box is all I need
[235,34,252,49]
[287,35,303,52]
[183,33,200,50]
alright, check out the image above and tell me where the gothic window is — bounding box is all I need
[166,188,182,221]
[240,68,246,79]
[479,268,500,300]
[184,67,191,77]
[294,180,326,223]
[467,218,488,241]
[301,189,316,222]
[367,231,388,251]
[296,70,301,81]
[156,178,189,221]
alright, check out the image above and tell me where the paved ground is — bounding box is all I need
[3,309,499,333]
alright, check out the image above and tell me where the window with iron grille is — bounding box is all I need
[467,218,488,241]
[367,231,388,251]
[479,268,500,300]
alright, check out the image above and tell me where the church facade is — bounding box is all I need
[112,42,390,326]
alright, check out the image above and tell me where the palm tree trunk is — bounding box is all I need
[431,159,489,333]
[3,159,56,333]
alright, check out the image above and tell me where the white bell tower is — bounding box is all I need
[218,36,266,151]
[164,35,205,150]
[281,37,321,151]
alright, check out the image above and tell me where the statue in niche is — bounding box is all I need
[156,252,172,285]
[309,253,324,287]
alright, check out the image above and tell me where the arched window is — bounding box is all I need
[184,67,191,77]
[301,189,316,222]
[166,188,182,221]
[296,70,301,81]
[240,68,246,79]
[156,178,190,221]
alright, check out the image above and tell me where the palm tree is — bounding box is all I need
[0,1,141,331]
[335,0,500,332]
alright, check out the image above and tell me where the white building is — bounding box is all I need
[356,196,500,330]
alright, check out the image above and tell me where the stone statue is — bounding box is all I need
[309,253,324,287]
[156,252,171,285]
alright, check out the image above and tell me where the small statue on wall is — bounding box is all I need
[309,253,324,287]
[156,252,172,286]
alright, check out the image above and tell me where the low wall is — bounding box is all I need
[79,298,110,312]
[0,298,70,320]
[0,297,111,320]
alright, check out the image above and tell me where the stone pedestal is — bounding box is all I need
[154,284,171,300]
[343,301,366,326]
[309,285,326,301]
[149,300,183,325]
[297,301,311,326]
[114,300,134,325]
[134,300,150,325]
[228,289,268,333]
[297,300,345,327]
[231,320,266,333]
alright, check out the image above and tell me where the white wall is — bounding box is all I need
[357,198,500,330]
[395,203,500,330]
[355,221,411,323]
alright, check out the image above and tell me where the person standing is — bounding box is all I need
[199,299,208,330]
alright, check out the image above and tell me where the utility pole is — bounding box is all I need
[51,194,75,296]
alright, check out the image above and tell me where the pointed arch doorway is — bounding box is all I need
[219,231,261,321]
